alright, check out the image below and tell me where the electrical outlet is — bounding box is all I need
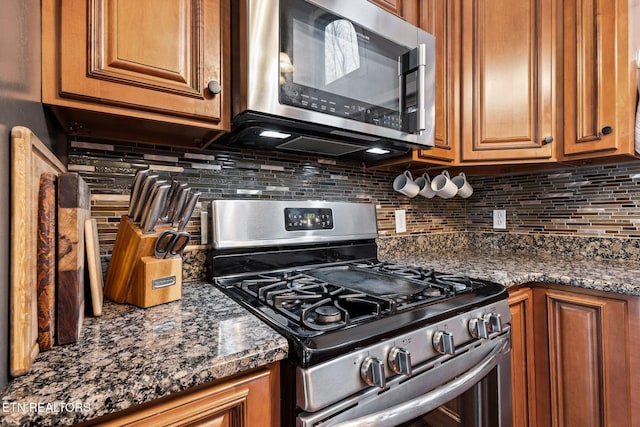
[395,209,407,233]
[200,207,208,245]
[493,209,506,229]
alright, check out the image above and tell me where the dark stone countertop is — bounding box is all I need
[383,250,640,296]
[0,284,288,426]
[5,249,639,425]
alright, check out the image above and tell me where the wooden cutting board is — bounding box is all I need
[57,172,91,345]
[37,173,57,351]
[85,218,104,316]
[10,127,66,377]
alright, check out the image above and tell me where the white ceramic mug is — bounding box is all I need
[414,173,436,198]
[452,172,473,198]
[393,170,419,197]
[430,170,458,199]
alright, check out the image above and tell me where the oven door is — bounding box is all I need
[297,332,511,427]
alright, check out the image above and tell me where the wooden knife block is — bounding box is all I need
[104,215,180,306]
[129,256,182,308]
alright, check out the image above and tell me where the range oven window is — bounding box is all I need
[279,0,415,131]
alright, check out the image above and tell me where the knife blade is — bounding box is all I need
[165,182,188,223]
[176,191,201,231]
[128,169,151,217]
[140,179,167,224]
[159,179,179,221]
[132,174,159,222]
[141,184,171,233]
[170,187,191,227]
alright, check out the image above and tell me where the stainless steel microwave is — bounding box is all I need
[226,0,436,161]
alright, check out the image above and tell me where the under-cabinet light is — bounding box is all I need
[259,130,291,139]
[366,147,391,155]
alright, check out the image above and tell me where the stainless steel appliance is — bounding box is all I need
[226,0,436,161]
[210,200,512,426]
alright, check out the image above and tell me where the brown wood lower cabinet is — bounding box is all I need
[86,364,279,427]
[508,287,537,427]
[509,285,640,427]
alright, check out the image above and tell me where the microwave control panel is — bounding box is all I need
[285,208,333,231]
[280,85,401,131]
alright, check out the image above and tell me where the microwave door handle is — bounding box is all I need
[399,44,427,134]
[330,335,510,427]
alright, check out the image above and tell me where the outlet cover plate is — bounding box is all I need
[493,209,506,229]
[395,209,407,233]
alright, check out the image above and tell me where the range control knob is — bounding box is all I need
[484,312,503,333]
[432,331,455,355]
[361,357,386,389]
[388,347,412,376]
[468,318,489,339]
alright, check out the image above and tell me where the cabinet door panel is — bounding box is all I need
[94,368,276,426]
[97,1,197,94]
[541,289,629,427]
[460,0,554,161]
[562,0,618,155]
[508,288,537,427]
[59,0,223,123]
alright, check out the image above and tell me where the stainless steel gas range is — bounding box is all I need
[210,200,512,426]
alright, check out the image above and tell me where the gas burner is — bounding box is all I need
[280,298,302,310]
[289,277,320,289]
[301,299,349,331]
[434,274,473,292]
[315,305,342,324]
[422,287,443,297]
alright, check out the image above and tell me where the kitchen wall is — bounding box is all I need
[68,138,640,275]
[67,138,467,274]
[377,159,640,262]
[0,0,65,389]
[467,162,640,237]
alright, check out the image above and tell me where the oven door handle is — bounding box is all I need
[331,336,510,427]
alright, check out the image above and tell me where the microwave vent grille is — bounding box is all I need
[276,136,365,156]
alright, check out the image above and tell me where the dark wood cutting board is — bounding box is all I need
[57,172,91,345]
[37,172,57,351]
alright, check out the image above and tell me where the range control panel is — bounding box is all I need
[285,208,333,231]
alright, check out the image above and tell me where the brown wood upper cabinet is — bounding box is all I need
[459,0,555,162]
[416,0,556,165]
[561,0,639,160]
[410,0,639,168]
[414,0,459,165]
[42,0,230,147]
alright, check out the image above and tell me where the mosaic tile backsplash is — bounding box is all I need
[466,162,640,237]
[67,139,465,280]
[66,138,640,281]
